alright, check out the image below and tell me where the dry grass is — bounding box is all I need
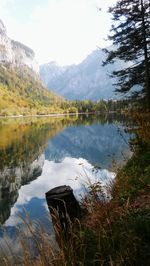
[1,178,150,266]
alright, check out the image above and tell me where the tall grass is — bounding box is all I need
[0,179,150,266]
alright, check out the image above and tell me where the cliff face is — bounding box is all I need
[0,19,39,73]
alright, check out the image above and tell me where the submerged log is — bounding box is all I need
[46,185,82,242]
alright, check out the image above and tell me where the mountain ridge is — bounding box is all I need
[40,49,125,100]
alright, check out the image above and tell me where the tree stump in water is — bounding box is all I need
[46,185,82,243]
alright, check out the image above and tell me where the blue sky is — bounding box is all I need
[1,0,117,65]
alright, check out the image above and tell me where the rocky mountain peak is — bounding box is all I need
[0,19,6,35]
[40,48,126,100]
[0,19,39,73]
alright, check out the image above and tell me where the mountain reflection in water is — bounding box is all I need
[0,114,132,252]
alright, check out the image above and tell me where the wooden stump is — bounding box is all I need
[46,185,82,243]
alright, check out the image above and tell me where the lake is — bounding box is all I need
[0,114,132,255]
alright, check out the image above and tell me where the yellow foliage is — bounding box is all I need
[0,65,65,116]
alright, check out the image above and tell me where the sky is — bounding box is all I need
[0,0,117,65]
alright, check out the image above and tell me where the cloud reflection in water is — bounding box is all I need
[5,157,115,227]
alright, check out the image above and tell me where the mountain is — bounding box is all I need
[40,61,68,86]
[40,49,125,100]
[0,19,64,116]
[45,120,131,168]
[0,20,39,73]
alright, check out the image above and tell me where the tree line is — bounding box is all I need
[60,99,131,113]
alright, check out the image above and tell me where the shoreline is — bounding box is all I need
[0,113,79,119]
[0,111,118,119]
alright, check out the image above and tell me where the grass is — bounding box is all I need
[1,200,149,265]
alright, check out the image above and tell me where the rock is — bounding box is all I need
[0,19,39,73]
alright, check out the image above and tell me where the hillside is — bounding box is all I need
[0,19,65,116]
[0,65,64,116]
[40,49,126,100]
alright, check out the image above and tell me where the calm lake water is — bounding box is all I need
[0,114,132,254]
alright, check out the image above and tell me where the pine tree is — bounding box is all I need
[104,0,150,109]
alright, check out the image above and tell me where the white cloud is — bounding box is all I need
[0,0,117,65]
